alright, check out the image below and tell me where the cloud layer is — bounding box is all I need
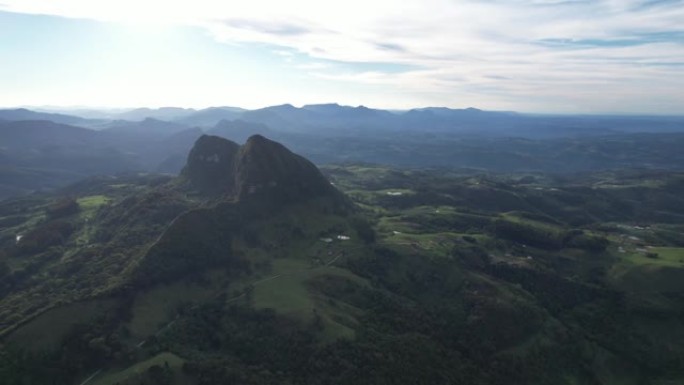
[1,0,683,113]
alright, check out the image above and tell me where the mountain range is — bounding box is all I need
[7,104,684,136]
[1,104,684,200]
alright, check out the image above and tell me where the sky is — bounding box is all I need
[0,0,683,114]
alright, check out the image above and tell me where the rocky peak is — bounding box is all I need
[234,134,334,201]
[181,134,340,205]
[180,135,239,194]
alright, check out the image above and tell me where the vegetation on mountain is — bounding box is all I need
[1,136,684,384]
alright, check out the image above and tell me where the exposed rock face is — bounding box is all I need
[181,135,240,194]
[234,134,336,202]
[181,134,339,204]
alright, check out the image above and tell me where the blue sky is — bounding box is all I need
[0,0,683,114]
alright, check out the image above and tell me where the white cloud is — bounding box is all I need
[1,0,683,112]
[295,62,331,70]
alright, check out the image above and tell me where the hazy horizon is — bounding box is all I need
[4,103,684,118]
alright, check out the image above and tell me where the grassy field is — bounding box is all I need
[252,259,313,317]
[612,247,684,274]
[501,211,564,231]
[376,214,423,235]
[74,195,112,245]
[92,352,186,385]
[126,279,220,340]
[6,299,120,352]
[649,247,684,264]
[252,250,369,341]
[77,195,111,209]
[609,247,684,294]
[381,231,464,256]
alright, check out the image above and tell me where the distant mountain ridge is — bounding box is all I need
[8,103,684,141]
[0,108,105,128]
[174,106,247,127]
[2,104,684,200]
[208,119,274,143]
[12,104,684,138]
[102,118,190,136]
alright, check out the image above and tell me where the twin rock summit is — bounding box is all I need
[136,134,350,284]
[180,134,342,206]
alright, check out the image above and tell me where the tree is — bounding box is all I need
[46,197,80,219]
[351,216,376,244]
